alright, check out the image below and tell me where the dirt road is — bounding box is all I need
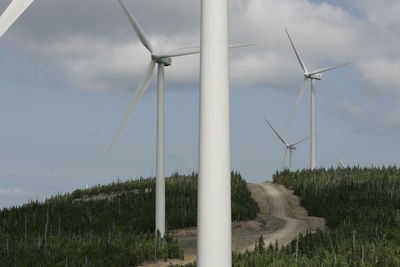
[258,182,301,246]
[140,181,325,266]
[242,182,315,250]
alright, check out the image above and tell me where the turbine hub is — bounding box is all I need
[308,73,323,80]
[152,56,172,66]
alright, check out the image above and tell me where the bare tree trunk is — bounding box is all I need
[24,213,27,241]
[362,245,364,265]
[45,210,49,243]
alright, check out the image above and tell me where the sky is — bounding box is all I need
[0,0,399,208]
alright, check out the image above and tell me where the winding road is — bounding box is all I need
[243,182,307,250]
[139,182,325,266]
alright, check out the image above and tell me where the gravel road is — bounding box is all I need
[139,181,325,266]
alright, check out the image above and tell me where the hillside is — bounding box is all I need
[230,166,400,266]
[5,167,397,266]
[0,172,259,266]
[159,181,325,267]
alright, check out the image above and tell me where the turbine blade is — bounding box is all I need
[285,77,308,132]
[291,132,323,146]
[308,63,349,76]
[281,148,289,170]
[229,43,257,49]
[108,60,156,153]
[156,43,256,58]
[285,28,308,73]
[291,136,310,146]
[0,0,33,38]
[330,147,345,168]
[118,0,154,53]
[264,118,289,146]
[156,46,200,58]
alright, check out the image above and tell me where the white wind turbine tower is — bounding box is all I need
[0,0,34,38]
[265,119,310,172]
[197,0,231,265]
[285,28,348,170]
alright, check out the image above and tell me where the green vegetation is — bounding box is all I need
[231,166,400,266]
[0,172,258,266]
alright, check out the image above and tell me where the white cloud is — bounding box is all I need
[7,0,359,92]
[4,0,400,132]
[338,98,366,117]
[356,0,400,30]
[0,187,31,198]
[7,0,399,94]
[355,58,400,95]
[338,97,400,133]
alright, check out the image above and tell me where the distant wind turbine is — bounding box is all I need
[0,0,33,38]
[285,28,349,170]
[109,0,252,238]
[265,119,310,172]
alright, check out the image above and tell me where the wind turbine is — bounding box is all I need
[108,0,201,238]
[265,119,310,171]
[284,28,348,170]
[0,0,34,38]
[108,0,251,238]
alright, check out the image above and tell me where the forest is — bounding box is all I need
[6,166,399,266]
[0,172,258,266]
[229,166,400,266]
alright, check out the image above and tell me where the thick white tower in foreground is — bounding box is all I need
[197,0,231,266]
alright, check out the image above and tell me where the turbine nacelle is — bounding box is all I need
[152,55,172,66]
[306,73,323,80]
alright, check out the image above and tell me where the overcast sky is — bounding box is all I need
[0,0,399,208]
